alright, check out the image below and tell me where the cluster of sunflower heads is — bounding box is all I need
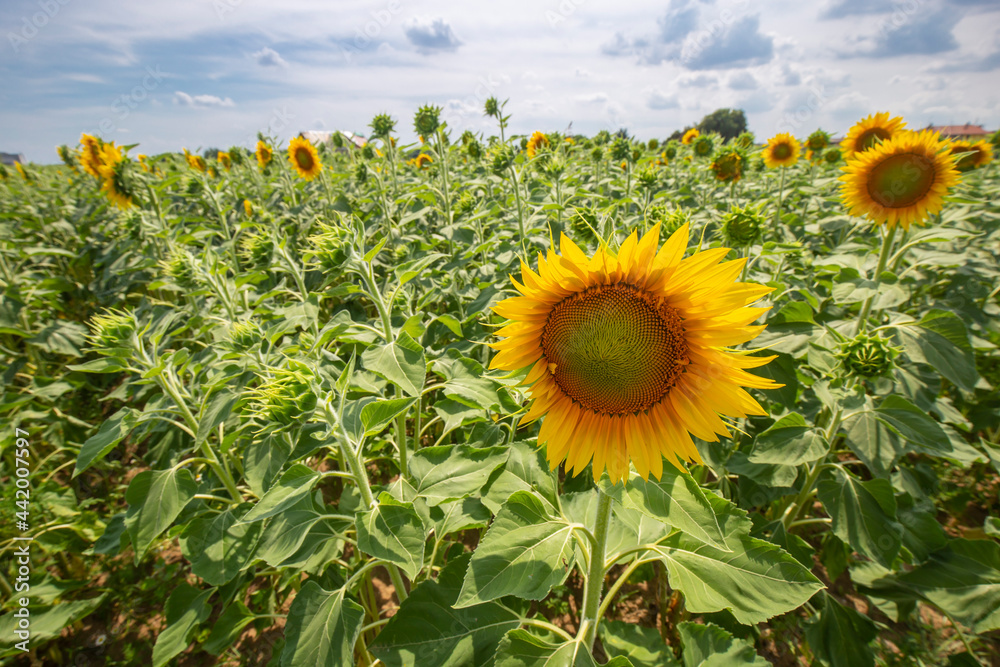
[721,203,766,247]
[413,104,442,137]
[87,308,137,356]
[248,363,318,428]
[161,247,200,289]
[838,332,900,380]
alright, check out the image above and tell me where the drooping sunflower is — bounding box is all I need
[762,133,800,169]
[681,128,699,145]
[256,140,273,169]
[97,142,134,209]
[410,153,433,169]
[217,151,232,171]
[710,147,744,182]
[527,131,550,158]
[489,223,781,483]
[840,129,959,230]
[184,149,207,173]
[840,112,906,158]
[288,136,322,180]
[949,139,993,172]
[80,133,104,178]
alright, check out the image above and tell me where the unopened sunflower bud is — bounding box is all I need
[646,205,690,235]
[414,105,442,137]
[489,144,515,177]
[370,113,396,138]
[226,320,264,352]
[240,228,273,266]
[87,308,136,355]
[306,222,349,271]
[484,97,500,118]
[838,333,900,380]
[161,248,199,288]
[721,203,765,247]
[248,366,318,426]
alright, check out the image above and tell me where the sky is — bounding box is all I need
[1,0,999,163]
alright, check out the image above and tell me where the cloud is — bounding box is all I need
[868,8,959,56]
[253,47,287,68]
[646,88,680,109]
[680,15,775,69]
[173,92,235,108]
[928,48,1000,72]
[780,63,801,85]
[819,0,895,20]
[678,73,718,88]
[657,0,701,44]
[728,71,758,90]
[404,18,462,54]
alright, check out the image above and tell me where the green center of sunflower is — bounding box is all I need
[772,143,792,160]
[295,147,314,170]
[857,127,891,152]
[866,152,936,209]
[541,284,688,416]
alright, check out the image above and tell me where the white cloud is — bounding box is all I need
[404,18,463,54]
[253,47,287,68]
[174,92,235,108]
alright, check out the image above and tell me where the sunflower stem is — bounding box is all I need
[774,166,787,225]
[852,222,898,336]
[578,488,614,652]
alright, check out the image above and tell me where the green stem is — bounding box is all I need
[577,489,614,651]
[509,164,527,254]
[852,223,898,336]
[774,167,786,224]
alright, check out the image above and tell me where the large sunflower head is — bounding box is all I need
[970,140,994,168]
[762,133,800,169]
[489,224,781,484]
[681,128,700,145]
[527,131,551,158]
[839,129,959,230]
[288,136,322,180]
[256,140,273,169]
[840,112,906,158]
[949,139,993,172]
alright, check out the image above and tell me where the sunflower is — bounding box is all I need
[840,129,959,230]
[806,129,830,152]
[762,133,800,169]
[80,133,104,178]
[244,199,253,217]
[489,223,780,483]
[256,140,273,169]
[184,149,207,173]
[840,112,906,158]
[218,151,232,171]
[681,128,699,145]
[527,131,550,158]
[710,147,744,182]
[288,136,322,180]
[949,139,993,172]
[691,134,714,158]
[97,143,134,209]
[410,153,433,169]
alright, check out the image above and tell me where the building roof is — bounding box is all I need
[926,124,989,137]
[298,130,366,148]
[0,152,24,165]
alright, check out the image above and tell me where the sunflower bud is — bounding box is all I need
[824,148,841,164]
[646,205,690,235]
[663,142,679,160]
[370,113,396,138]
[590,146,603,163]
[57,145,78,169]
[721,203,765,247]
[161,248,199,288]
[87,308,136,355]
[838,333,900,380]
[454,191,476,216]
[647,138,660,150]
[240,228,274,267]
[414,104,442,137]
[466,137,483,160]
[361,143,376,160]
[736,132,755,149]
[692,134,714,158]
[609,136,631,162]
[636,165,659,190]
[226,320,264,352]
[594,130,611,145]
[306,221,349,271]
[484,97,500,118]
[489,144,515,177]
[807,129,830,152]
[248,365,317,426]
[570,206,600,244]
[354,161,368,185]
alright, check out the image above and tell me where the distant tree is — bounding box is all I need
[697,109,747,142]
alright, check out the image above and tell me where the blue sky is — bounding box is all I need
[2,0,999,163]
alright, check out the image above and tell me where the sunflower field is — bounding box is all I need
[2,102,1000,666]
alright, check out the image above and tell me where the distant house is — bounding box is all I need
[0,152,24,166]
[926,124,990,140]
[298,131,366,149]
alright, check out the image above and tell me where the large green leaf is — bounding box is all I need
[0,594,107,655]
[817,468,902,568]
[435,355,503,411]
[875,395,950,453]
[152,584,215,667]
[204,601,256,655]
[281,581,365,667]
[893,309,977,391]
[602,470,749,551]
[748,413,829,466]
[409,444,508,506]
[842,410,905,479]
[361,397,417,437]
[362,330,426,396]
[895,539,1000,633]
[242,435,292,498]
[370,554,520,667]
[239,463,321,523]
[180,505,263,585]
[124,468,198,562]
[678,622,769,667]
[649,533,823,625]
[481,440,559,514]
[456,491,575,608]
[73,408,141,477]
[804,593,878,667]
[495,629,635,667]
[599,620,678,667]
[356,493,426,579]
[254,508,326,567]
